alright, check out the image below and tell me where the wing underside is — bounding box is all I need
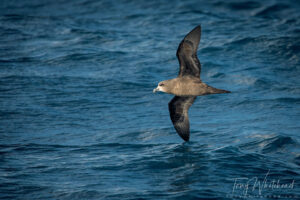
[176,25,201,78]
[168,96,196,141]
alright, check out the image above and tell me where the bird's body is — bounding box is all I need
[156,76,228,96]
[153,25,230,142]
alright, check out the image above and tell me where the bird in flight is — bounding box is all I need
[153,25,230,142]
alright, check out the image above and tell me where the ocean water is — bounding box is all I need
[0,0,300,199]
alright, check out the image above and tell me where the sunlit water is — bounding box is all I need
[0,0,299,199]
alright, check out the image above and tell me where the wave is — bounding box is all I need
[262,135,298,153]
[254,3,290,18]
[214,1,261,11]
[239,134,299,154]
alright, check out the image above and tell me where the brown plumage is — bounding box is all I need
[153,25,230,142]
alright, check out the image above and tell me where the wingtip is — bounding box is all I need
[192,25,201,33]
[175,127,190,142]
[191,25,201,33]
[184,25,202,48]
[183,136,190,142]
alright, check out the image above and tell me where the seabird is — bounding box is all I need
[153,25,230,142]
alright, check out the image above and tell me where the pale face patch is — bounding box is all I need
[153,81,167,93]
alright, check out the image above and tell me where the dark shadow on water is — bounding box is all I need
[161,141,212,197]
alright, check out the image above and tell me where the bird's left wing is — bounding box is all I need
[176,25,201,79]
[168,96,196,141]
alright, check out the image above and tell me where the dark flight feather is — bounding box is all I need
[168,96,196,141]
[176,25,201,78]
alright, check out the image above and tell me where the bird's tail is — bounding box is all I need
[207,85,231,94]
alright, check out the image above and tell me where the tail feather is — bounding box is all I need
[207,86,231,94]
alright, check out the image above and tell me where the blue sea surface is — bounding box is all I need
[0,0,300,199]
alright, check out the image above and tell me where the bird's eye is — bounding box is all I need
[159,83,164,86]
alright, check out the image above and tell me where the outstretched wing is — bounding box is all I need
[168,96,196,141]
[176,25,201,79]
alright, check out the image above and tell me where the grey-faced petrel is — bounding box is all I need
[153,25,230,142]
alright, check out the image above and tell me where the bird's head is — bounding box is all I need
[153,80,173,93]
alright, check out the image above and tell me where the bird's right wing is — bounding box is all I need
[176,25,201,79]
[168,96,196,141]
